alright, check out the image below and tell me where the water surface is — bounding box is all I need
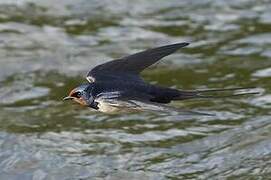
[0,0,271,179]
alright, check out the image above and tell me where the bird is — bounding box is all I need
[63,42,258,115]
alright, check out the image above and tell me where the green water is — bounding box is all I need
[0,0,270,179]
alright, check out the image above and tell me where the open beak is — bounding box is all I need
[63,96,74,101]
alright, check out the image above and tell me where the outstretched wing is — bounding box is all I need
[95,89,212,116]
[86,42,189,83]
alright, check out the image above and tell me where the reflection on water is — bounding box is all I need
[0,0,270,179]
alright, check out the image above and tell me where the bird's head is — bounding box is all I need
[63,83,93,106]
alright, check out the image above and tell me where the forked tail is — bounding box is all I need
[174,87,259,100]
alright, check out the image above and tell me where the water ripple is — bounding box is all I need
[0,0,270,179]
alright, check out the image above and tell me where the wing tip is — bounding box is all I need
[182,42,190,46]
[174,42,190,47]
[163,42,189,51]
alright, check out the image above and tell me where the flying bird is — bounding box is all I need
[64,43,257,115]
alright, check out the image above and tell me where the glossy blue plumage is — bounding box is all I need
[64,42,258,115]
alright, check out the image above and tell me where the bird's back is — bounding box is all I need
[92,81,180,104]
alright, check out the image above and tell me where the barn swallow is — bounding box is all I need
[64,42,258,115]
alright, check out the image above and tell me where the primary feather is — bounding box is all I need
[86,42,189,83]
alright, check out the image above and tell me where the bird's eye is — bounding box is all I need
[72,92,82,98]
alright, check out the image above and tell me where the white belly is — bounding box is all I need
[97,102,122,114]
[95,91,170,114]
[96,99,142,114]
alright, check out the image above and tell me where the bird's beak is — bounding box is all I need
[63,96,74,101]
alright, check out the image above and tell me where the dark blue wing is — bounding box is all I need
[86,42,189,82]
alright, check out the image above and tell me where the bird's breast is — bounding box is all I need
[97,101,122,114]
[96,99,142,114]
